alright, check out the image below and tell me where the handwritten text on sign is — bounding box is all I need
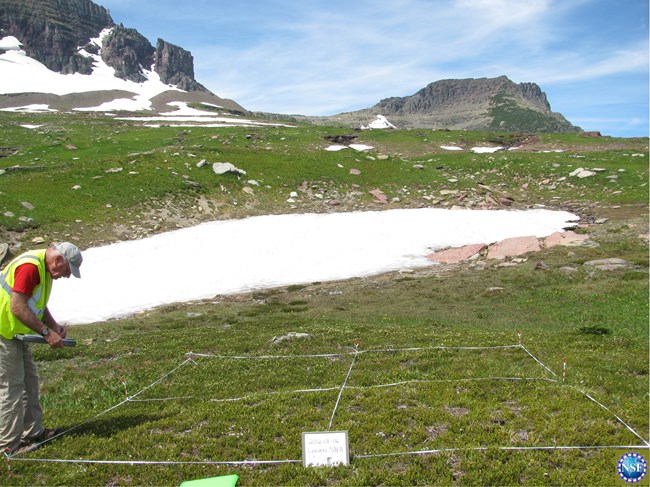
[302,431,349,467]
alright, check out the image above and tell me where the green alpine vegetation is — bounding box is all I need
[0,111,648,486]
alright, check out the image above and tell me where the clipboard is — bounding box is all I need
[14,334,77,347]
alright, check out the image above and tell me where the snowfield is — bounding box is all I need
[48,208,579,325]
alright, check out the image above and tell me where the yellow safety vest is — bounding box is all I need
[0,249,52,339]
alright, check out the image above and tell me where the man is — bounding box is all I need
[0,242,82,454]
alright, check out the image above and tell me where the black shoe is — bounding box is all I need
[33,428,63,443]
[24,427,63,446]
[8,441,35,456]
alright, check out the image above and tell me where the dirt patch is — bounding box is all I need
[444,406,469,417]
[426,423,449,440]
[0,147,20,157]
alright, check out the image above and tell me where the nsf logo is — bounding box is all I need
[618,452,647,483]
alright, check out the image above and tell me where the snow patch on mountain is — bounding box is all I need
[361,114,396,130]
[0,28,181,111]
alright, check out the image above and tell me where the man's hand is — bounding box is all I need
[44,308,66,338]
[44,330,64,349]
[11,294,67,348]
[54,324,67,338]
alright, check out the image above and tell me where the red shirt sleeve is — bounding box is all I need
[12,263,41,296]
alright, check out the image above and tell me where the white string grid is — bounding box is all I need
[5,341,649,468]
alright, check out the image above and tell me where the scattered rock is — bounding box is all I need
[427,244,487,264]
[21,201,34,210]
[583,258,632,271]
[543,230,590,248]
[487,236,541,260]
[485,194,499,206]
[498,195,514,206]
[369,188,388,204]
[569,167,596,178]
[213,162,246,176]
[271,332,311,345]
[349,168,361,175]
[425,230,591,264]
[65,144,78,150]
[31,237,45,244]
[559,266,578,274]
[477,183,493,191]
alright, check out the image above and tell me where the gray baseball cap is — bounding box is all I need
[55,242,83,278]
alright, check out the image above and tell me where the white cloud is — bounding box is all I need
[194,0,648,116]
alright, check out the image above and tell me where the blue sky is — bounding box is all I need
[99,0,648,137]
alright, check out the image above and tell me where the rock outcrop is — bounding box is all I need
[307,76,581,133]
[0,0,113,74]
[101,25,154,82]
[426,230,594,264]
[367,76,580,132]
[0,0,212,93]
[154,39,210,93]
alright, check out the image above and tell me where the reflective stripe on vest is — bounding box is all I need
[0,254,43,316]
[0,250,52,339]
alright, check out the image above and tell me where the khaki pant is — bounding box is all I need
[0,336,44,451]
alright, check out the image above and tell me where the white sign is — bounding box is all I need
[302,431,349,467]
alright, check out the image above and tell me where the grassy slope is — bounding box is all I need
[0,112,648,486]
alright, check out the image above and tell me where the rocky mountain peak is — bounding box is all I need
[0,0,211,93]
[0,0,113,74]
[101,25,154,83]
[321,76,580,133]
[377,76,551,116]
[155,39,210,93]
